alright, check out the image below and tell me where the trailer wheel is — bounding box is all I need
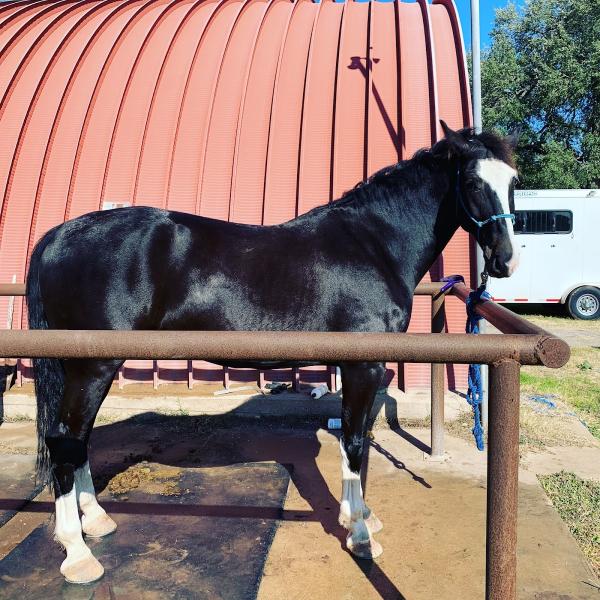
[567,287,600,320]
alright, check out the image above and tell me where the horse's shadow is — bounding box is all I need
[88,389,431,552]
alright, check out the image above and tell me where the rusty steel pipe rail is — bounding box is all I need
[449,282,547,336]
[0,329,568,367]
[0,281,570,600]
[0,283,25,296]
[0,282,445,298]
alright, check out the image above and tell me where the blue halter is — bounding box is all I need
[456,169,515,229]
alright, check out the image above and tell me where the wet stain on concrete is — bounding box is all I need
[0,462,290,599]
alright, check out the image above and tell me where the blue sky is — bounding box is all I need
[0,0,512,50]
[454,1,512,50]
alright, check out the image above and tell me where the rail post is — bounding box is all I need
[486,359,520,600]
[430,291,446,457]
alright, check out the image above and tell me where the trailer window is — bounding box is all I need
[513,210,573,234]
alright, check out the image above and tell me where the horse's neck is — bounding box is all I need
[352,163,460,290]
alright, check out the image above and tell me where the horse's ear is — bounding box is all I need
[440,120,470,155]
[505,126,521,150]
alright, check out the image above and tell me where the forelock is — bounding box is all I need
[471,130,516,168]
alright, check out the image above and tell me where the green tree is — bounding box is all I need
[481,0,600,189]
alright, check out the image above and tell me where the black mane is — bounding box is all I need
[337,128,514,206]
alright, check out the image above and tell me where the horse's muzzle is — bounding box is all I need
[486,256,511,279]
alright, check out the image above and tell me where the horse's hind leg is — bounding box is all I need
[338,361,385,559]
[46,359,121,583]
[76,460,117,538]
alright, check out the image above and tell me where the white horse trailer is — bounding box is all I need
[488,189,600,319]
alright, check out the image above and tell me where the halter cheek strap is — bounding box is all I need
[456,169,515,230]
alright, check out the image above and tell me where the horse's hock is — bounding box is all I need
[0,0,472,391]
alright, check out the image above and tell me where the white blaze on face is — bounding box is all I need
[476,158,519,275]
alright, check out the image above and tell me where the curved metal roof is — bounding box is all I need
[0,0,471,388]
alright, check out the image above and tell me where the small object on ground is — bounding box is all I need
[213,385,258,396]
[310,383,329,399]
[528,395,557,409]
[328,418,342,430]
[265,382,289,394]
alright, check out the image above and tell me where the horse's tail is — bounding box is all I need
[26,233,63,488]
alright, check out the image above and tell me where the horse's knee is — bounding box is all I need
[341,431,366,474]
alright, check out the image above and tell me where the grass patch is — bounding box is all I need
[538,471,600,578]
[445,410,484,444]
[445,404,590,452]
[519,313,600,330]
[502,305,599,330]
[521,347,600,439]
[1,413,34,423]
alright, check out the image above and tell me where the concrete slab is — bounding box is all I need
[0,455,39,528]
[0,418,597,599]
[1,385,466,423]
[0,423,41,530]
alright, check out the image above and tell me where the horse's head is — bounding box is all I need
[440,121,520,279]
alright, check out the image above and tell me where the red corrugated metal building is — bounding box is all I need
[0,0,473,390]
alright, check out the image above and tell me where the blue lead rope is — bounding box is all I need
[440,275,490,451]
[465,285,492,451]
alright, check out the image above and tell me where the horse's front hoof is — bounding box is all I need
[83,513,117,538]
[346,534,383,560]
[61,552,104,584]
[364,512,383,534]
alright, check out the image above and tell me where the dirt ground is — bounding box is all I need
[0,417,598,599]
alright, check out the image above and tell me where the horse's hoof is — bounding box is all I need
[364,512,383,534]
[61,552,104,584]
[346,535,383,560]
[83,513,117,538]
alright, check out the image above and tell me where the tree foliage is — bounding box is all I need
[481,0,600,189]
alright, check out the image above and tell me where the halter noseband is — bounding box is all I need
[456,169,515,229]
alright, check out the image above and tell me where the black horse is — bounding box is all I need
[26,122,518,583]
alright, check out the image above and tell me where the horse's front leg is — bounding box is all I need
[338,361,385,559]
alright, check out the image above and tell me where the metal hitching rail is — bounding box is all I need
[0,281,570,600]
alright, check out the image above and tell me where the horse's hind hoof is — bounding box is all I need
[346,535,383,560]
[83,513,117,538]
[61,552,104,584]
[364,512,383,534]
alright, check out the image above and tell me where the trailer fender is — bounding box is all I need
[561,282,600,304]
